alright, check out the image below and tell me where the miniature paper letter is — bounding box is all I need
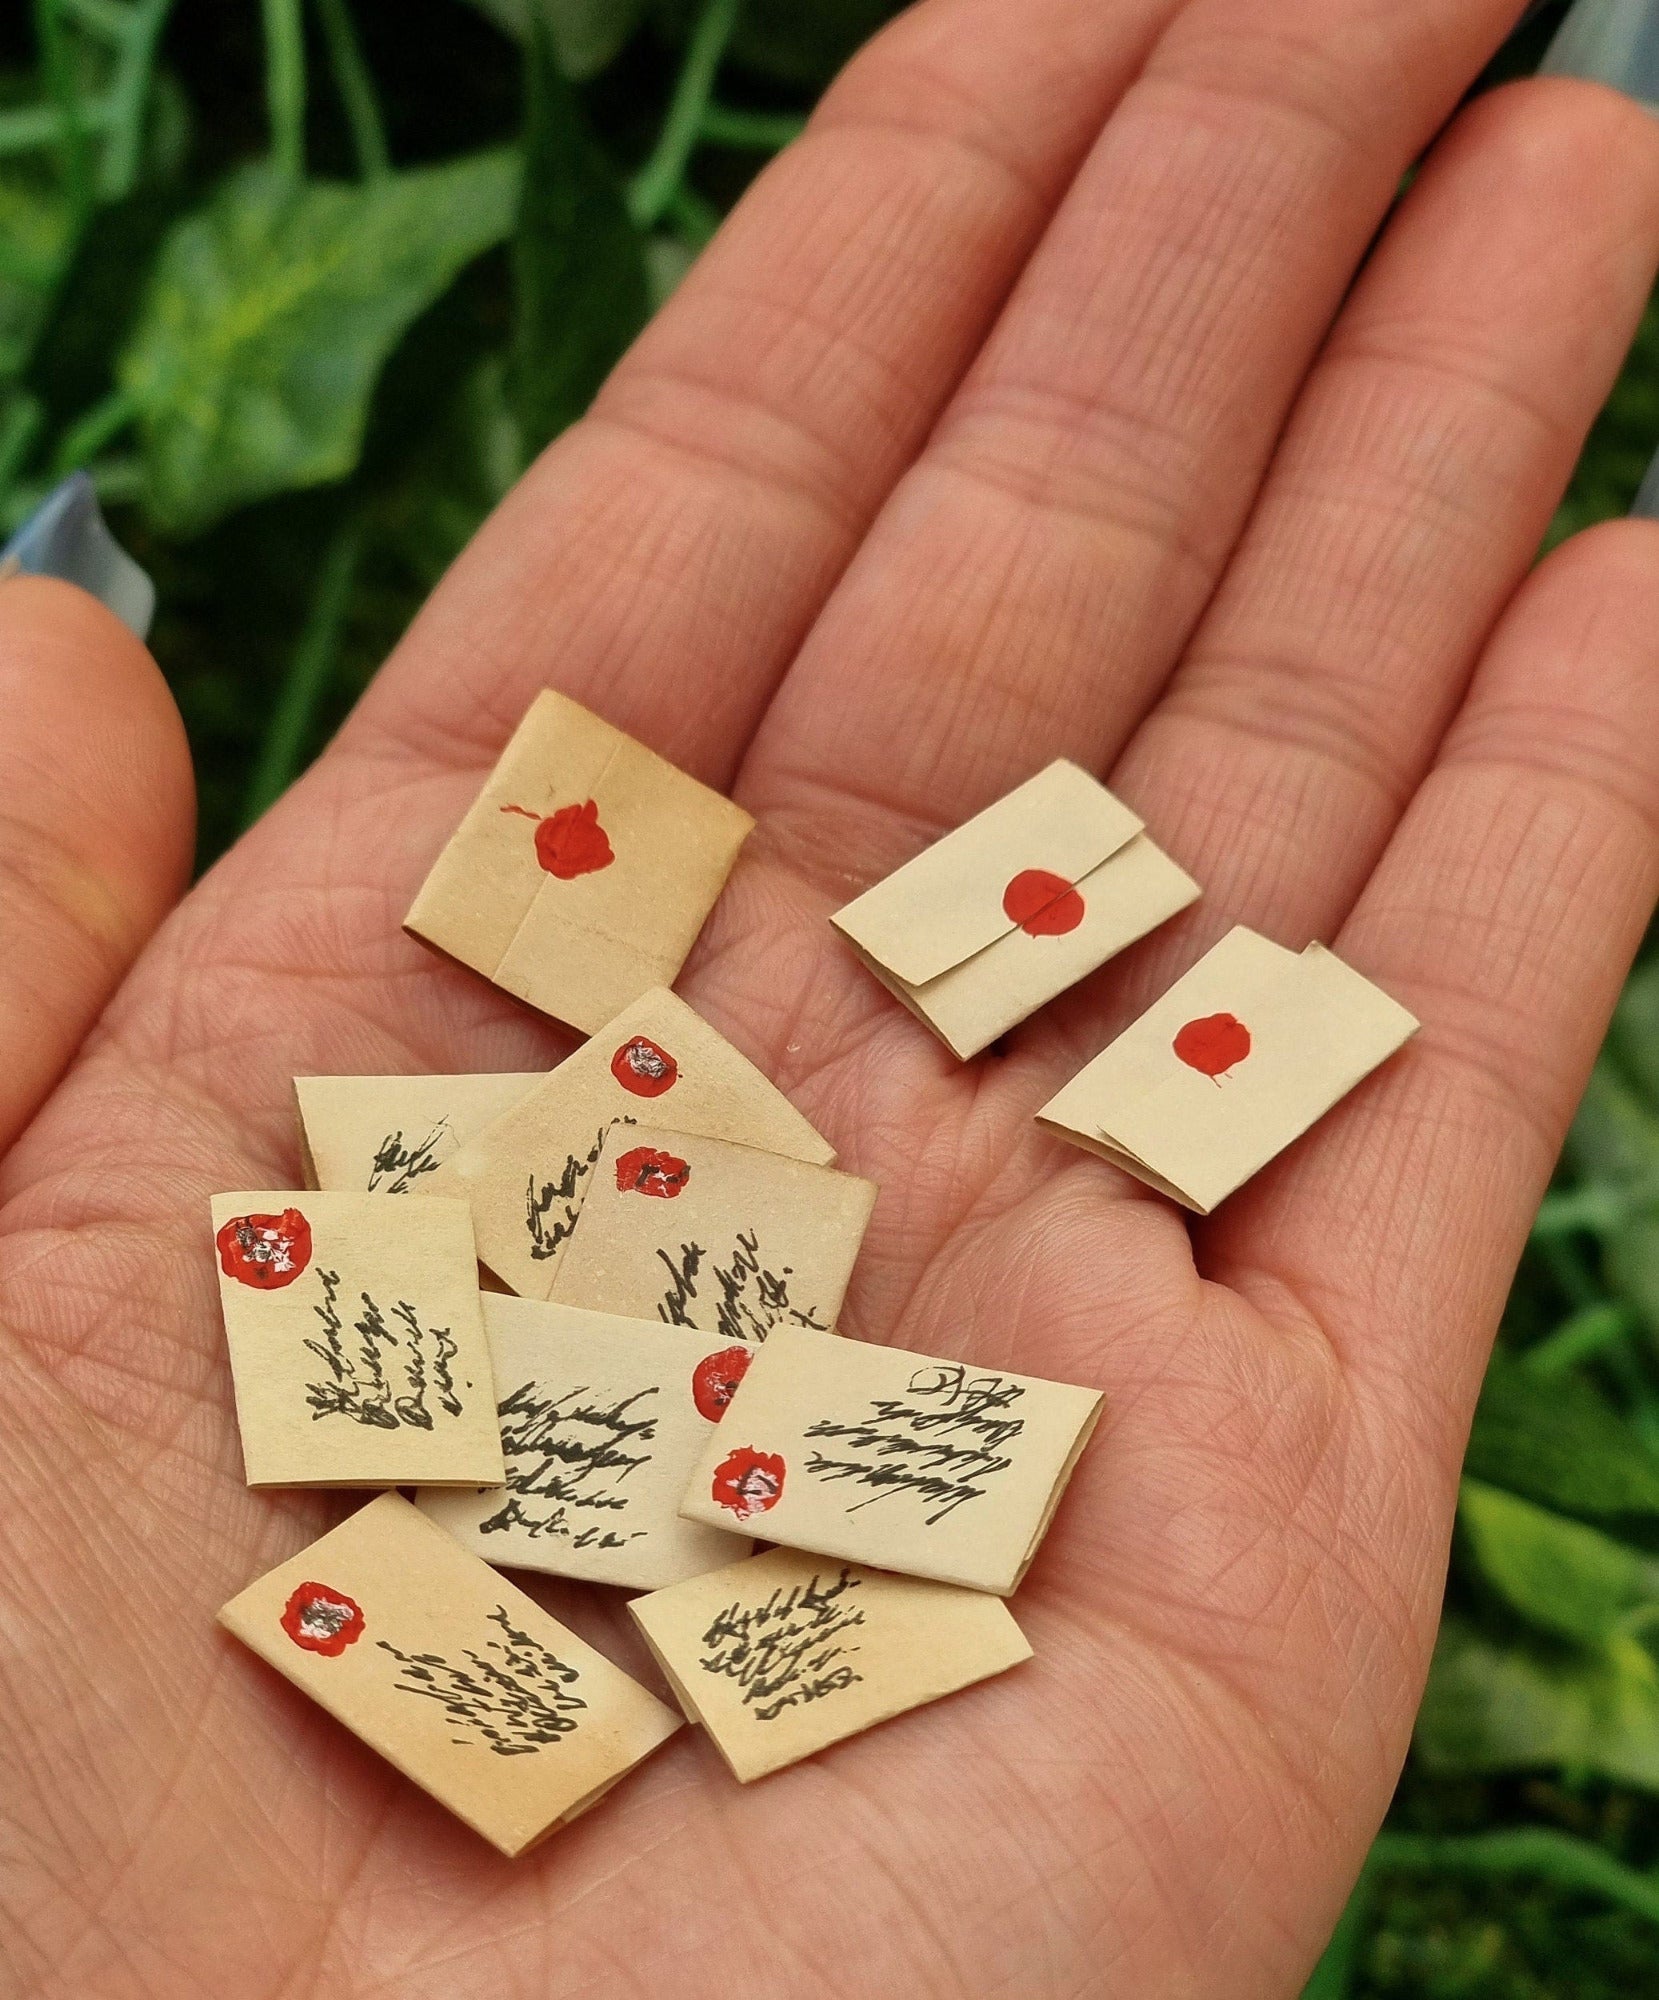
[418,1297,753,1590]
[294,1072,543,1193]
[677,1325,1103,1595]
[427,987,833,1299]
[210,1190,504,1488]
[628,1544,1031,1781]
[218,1493,681,1854]
[1035,926,1419,1212]
[548,1125,876,1345]
[403,690,754,1034]
[831,760,1199,1060]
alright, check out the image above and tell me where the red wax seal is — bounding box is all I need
[710,1446,785,1520]
[216,1208,313,1290]
[611,1035,678,1098]
[1173,1012,1252,1081]
[499,798,614,879]
[1002,868,1086,937]
[280,1582,365,1657]
[614,1145,690,1198]
[691,1345,752,1422]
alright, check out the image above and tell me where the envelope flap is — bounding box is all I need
[832,761,1144,987]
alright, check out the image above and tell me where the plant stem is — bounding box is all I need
[626,0,741,229]
[99,0,177,201]
[1370,1828,1659,1926]
[0,96,118,155]
[241,517,362,828]
[34,0,95,220]
[1525,1302,1638,1377]
[313,0,388,180]
[666,182,721,250]
[52,387,137,474]
[0,394,46,498]
[261,0,307,184]
[698,102,804,151]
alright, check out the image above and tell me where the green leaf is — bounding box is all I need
[1460,1480,1659,1648]
[1467,1352,1659,1516]
[1417,1613,1659,1791]
[1566,1060,1659,1190]
[0,165,76,383]
[118,152,520,535]
[511,15,647,456]
[458,0,645,78]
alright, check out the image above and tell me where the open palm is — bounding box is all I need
[7,2,1659,1994]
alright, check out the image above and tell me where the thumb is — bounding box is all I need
[0,575,194,1157]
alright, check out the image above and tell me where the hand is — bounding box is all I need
[6,3,1659,1994]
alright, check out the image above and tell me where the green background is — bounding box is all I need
[5,3,1659,1992]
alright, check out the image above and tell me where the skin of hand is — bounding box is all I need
[6,2,1659,1995]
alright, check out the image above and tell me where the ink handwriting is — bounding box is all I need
[655,1229,830,1345]
[478,1379,658,1551]
[698,1568,865,1722]
[802,1363,1027,1524]
[378,1606,586,1755]
[525,1119,635,1261]
[303,1267,464,1429]
[368,1119,449,1193]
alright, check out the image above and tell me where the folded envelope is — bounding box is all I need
[219,1493,681,1856]
[426,987,833,1299]
[549,1125,876,1344]
[418,1297,753,1591]
[677,1324,1103,1595]
[628,1544,1031,1782]
[294,1072,544,1193]
[830,759,1199,1060]
[1036,925,1419,1212]
[404,690,753,1034]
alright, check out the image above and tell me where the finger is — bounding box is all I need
[0,577,194,1155]
[738,0,1529,866]
[1075,75,1659,1029]
[346,0,1181,790]
[1208,517,1659,1449]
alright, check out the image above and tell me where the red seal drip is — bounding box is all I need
[499,797,614,879]
[691,1345,752,1422]
[1002,868,1086,937]
[280,1582,365,1657]
[216,1208,313,1290]
[1173,1012,1252,1081]
[610,1035,679,1098]
[614,1145,690,1198]
[710,1446,785,1520]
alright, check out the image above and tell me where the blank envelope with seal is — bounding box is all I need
[404,689,753,1035]
[830,759,1198,1060]
[1036,925,1419,1213]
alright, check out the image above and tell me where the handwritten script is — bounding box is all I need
[699,1567,865,1722]
[524,1120,635,1262]
[303,1267,464,1429]
[378,1606,587,1755]
[368,1120,448,1194]
[479,1379,658,1553]
[802,1363,1027,1524]
[655,1229,830,1345]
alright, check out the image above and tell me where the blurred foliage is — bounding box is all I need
[10,2,1659,1993]
[0,0,896,856]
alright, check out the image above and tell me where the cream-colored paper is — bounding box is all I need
[427,987,834,1299]
[549,1125,876,1344]
[628,1544,1031,1781]
[294,1072,544,1193]
[210,1191,504,1488]
[404,690,753,1034]
[1036,925,1420,1212]
[218,1493,681,1855]
[418,1298,753,1589]
[831,760,1199,1060]
[677,1326,1101,1594]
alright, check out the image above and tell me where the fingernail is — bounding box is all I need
[0,472,155,639]
[1542,0,1659,107]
